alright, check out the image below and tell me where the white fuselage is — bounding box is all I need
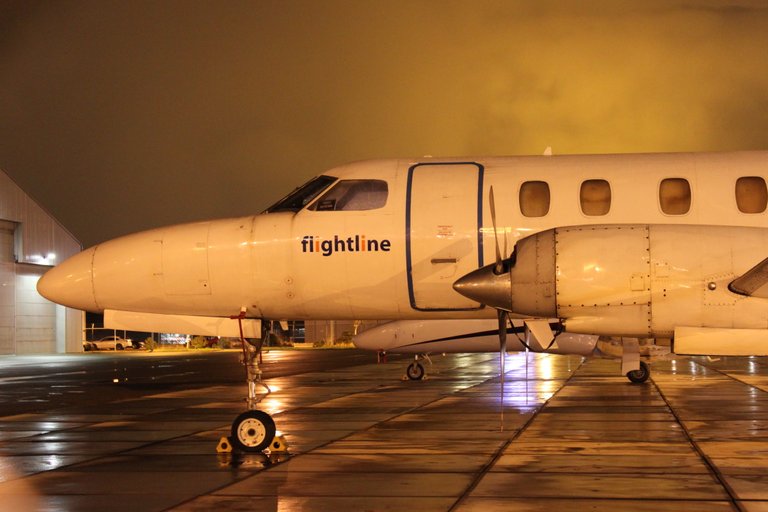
[38,151,768,350]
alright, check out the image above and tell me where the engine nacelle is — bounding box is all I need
[455,224,768,338]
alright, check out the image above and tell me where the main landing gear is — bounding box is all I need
[626,360,650,384]
[621,338,651,384]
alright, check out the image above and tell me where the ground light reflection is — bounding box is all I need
[498,353,563,409]
[0,458,42,509]
[4,352,768,509]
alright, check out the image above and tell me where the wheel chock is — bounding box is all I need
[216,436,233,453]
[268,435,289,453]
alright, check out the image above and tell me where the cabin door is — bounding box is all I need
[407,163,484,310]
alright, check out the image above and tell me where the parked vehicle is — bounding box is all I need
[91,335,133,350]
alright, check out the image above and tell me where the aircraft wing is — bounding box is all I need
[104,309,261,338]
[729,257,768,298]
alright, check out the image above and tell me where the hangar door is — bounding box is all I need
[0,221,14,354]
[407,163,484,311]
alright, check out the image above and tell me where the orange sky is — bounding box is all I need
[2,1,768,246]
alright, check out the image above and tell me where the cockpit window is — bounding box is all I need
[308,180,388,211]
[264,175,337,213]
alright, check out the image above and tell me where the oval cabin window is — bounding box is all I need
[659,178,691,215]
[580,179,611,216]
[519,181,550,217]
[735,176,767,214]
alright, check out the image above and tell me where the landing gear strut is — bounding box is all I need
[621,338,650,384]
[228,313,278,453]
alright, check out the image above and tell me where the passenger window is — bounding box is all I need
[659,178,691,215]
[580,179,611,216]
[309,180,388,211]
[519,181,550,217]
[735,176,767,214]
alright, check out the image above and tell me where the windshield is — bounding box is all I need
[309,180,388,211]
[264,175,337,213]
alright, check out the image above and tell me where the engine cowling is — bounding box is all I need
[454,224,768,338]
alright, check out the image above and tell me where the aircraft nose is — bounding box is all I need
[352,328,377,350]
[37,246,100,311]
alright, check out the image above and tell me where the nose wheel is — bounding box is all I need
[404,354,432,381]
[231,410,276,452]
[406,361,425,380]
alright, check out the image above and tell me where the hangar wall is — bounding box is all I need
[0,169,83,354]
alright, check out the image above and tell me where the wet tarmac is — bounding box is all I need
[0,349,767,511]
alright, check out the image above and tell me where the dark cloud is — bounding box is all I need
[1,1,768,247]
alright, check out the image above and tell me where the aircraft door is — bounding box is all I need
[407,163,484,310]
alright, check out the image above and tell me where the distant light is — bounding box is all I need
[112,378,119,383]
[29,253,57,265]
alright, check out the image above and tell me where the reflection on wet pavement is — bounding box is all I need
[0,350,766,511]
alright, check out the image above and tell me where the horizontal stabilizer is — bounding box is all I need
[104,309,261,338]
[730,257,768,298]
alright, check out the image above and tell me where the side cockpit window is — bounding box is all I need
[264,175,337,213]
[309,180,388,211]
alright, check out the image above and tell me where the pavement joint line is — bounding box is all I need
[693,358,768,395]
[447,355,587,512]
[653,362,745,512]
[2,364,366,470]
[158,354,505,510]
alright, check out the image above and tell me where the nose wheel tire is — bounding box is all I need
[406,362,425,381]
[230,410,276,452]
[626,361,650,384]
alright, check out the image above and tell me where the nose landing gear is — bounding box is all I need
[404,354,432,381]
[223,313,286,454]
[406,361,425,380]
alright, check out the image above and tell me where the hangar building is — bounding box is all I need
[1,168,82,354]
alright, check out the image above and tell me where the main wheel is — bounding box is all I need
[626,361,650,384]
[230,410,276,452]
[406,362,425,381]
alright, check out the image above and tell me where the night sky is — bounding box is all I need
[2,1,768,248]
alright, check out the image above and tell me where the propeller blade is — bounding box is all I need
[503,228,508,263]
[489,186,503,274]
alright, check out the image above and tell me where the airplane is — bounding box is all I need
[352,318,606,381]
[37,150,768,452]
